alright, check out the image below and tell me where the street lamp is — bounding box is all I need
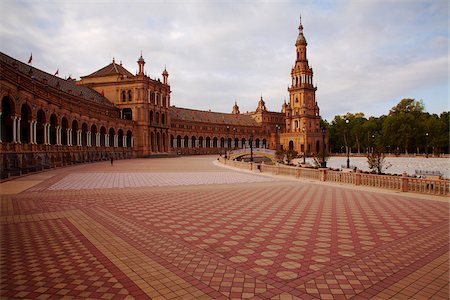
[371,134,375,153]
[249,132,254,162]
[302,127,306,164]
[345,119,350,168]
[275,124,280,151]
[321,127,327,168]
[425,132,429,158]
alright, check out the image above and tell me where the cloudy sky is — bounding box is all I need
[1,0,448,121]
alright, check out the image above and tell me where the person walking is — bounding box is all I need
[110,157,114,166]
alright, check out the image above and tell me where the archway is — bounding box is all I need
[36,110,46,144]
[91,124,97,146]
[20,104,31,144]
[289,140,294,151]
[118,129,124,147]
[100,126,106,146]
[184,135,189,148]
[1,96,15,143]
[126,130,132,147]
[71,120,78,146]
[109,128,115,147]
[61,117,69,145]
[49,114,58,145]
[81,123,88,146]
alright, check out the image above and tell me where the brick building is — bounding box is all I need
[1,18,326,177]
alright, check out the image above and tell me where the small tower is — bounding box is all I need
[256,96,267,112]
[162,66,169,85]
[232,101,240,114]
[281,99,288,113]
[137,52,145,75]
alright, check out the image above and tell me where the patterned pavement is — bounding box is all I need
[1,156,449,299]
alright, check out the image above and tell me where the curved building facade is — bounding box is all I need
[1,18,326,178]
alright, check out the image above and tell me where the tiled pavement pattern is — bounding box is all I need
[1,156,449,299]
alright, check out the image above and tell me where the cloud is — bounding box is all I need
[1,0,447,121]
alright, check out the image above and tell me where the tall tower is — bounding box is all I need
[284,16,323,154]
[137,53,145,75]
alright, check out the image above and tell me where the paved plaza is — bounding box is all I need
[1,156,449,299]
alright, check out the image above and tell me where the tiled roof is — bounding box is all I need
[171,106,260,126]
[81,60,134,78]
[0,52,116,108]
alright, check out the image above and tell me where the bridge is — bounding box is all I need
[227,148,277,161]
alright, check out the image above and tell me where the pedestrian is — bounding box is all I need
[110,157,113,166]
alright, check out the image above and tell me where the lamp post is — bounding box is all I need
[425,132,429,158]
[249,133,254,162]
[321,127,327,168]
[371,134,375,153]
[302,127,306,164]
[275,124,280,151]
[345,119,350,168]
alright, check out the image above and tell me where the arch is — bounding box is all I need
[34,109,46,145]
[162,132,166,151]
[126,130,132,147]
[71,120,78,146]
[156,132,161,151]
[81,123,88,146]
[61,117,69,145]
[199,136,203,148]
[191,136,196,148]
[206,137,211,148]
[90,124,97,146]
[227,138,232,148]
[49,114,58,145]
[220,137,225,148]
[122,108,132,120]
[184,135,189,148]
[170,134,174,148]
[118,129,124,147]
[213,137,218,148]
[289,140,294,151]
[255,138,260,148]
[128,90,132,101]
[149,110,153,123]
[241,138,246,148]
[155,112,160,124]
[108,128,115,147]
[176,135,182,148]
[121,90,126,102]
[262,139,267,148]
[316,140,320,153]
[161,113,165,125]
[234,137,238,148]
[20,103,32,144]
[295,120,299,129]
[100,126,106,146]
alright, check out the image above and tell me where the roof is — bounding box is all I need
[0,52,116,108]
[81,60,134,78]
[171,106,260,127]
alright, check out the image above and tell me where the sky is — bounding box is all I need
[1,0,448,122]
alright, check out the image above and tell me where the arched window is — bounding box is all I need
[121,91,126,102]
[128,90,132,101]
[156,112,159,123]
[126,130,132,147]
[149,110,153,123]
[161,113,165,125]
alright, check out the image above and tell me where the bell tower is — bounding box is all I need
[284,16,323,155]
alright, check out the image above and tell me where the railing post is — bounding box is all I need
[355,173,361,186]
[320,169,327,182]
[401,172,408,192]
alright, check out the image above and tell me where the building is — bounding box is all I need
[1,17,325,177]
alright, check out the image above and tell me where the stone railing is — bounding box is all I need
[218,158,449,197]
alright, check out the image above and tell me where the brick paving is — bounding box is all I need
[1,156,449,299]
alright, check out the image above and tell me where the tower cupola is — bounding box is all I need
[232,101,240,114]
[162,66,169,85]
[137,52,145,75]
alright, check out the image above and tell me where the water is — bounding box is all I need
[292,156,450,178]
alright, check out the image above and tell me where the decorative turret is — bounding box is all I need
[232,101,240,114]
[256,96,267,112]
[281,99,288,113]
[137,52,145,75]
[162,66,169,85]
[295,15,307,47]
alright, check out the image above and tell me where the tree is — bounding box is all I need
[275,150,285,163]
[285,150,298,165]
[389,98,424,116]
[367,146,390,174]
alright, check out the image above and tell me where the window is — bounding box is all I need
[128,90,132,101]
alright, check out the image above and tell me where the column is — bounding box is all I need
[172,138,177,148]
[114,135,118,147]
[87,132,91,146]
[188,139,192,148]
[122,136,127,147]
[77,129,83,146]
[67,128,71,146]
[131,137,134,148]
[105,134,109,147]
[97,133,100,147]
[56,126,60,145]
